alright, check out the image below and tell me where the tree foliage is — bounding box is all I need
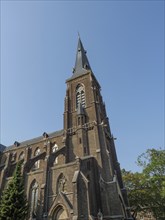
[122,148,165,220]
[0,161,28,220]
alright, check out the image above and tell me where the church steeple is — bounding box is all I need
[73,37,92,76]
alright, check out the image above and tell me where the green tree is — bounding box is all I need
[0,161,28,220]
[122,148,165,220]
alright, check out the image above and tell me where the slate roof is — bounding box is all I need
[0,144,6,152]
[66,37,101,91]
[3,129,64,152]
[71,37,92,79]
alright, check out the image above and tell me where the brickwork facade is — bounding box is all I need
[0,39,132,220]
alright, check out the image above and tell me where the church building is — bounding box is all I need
[0,38,132,220]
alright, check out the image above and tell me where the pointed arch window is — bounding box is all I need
[30,181,39,217]
[52,143,59,164]
[34,148,40,169]
[76,84,85,108]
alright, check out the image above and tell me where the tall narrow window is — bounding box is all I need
[34,148,40,169]
[76,84,86,108]
[30,181,39,217]
[52,143,58,164]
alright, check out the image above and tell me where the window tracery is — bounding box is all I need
[30,181,39,217]
[76,84,85,108]
[34,148,40,169]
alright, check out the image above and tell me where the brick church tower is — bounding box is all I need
[0,38,132,220]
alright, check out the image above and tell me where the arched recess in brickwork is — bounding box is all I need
[76,83,86,108]
[52,205,69,220]
[48,190,72,220]
[56,173,66,194]
[29,179,39,218]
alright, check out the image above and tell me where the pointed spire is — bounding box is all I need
[73,37,92,76]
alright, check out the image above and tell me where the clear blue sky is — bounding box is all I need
[1,1,164,172]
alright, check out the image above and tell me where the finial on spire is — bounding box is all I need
[78,31,80,38]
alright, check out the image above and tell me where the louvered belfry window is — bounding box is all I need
[76,84,85,108]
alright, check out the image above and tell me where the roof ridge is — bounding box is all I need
[4,129,64,151]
